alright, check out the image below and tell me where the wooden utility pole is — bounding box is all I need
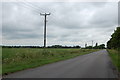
[40,13,50,48]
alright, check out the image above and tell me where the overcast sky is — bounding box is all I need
[2,1,118,47]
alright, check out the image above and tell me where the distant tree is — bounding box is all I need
[85,43,87,48]
[51,45,62,48]
[73,45,81,48]
[47,45,81,48]
[84,42,106,49]
[93,43,98,49]
[95,43,98,47]
[107,27,120,49]
[86,46,92,49]
[99,44,105,49]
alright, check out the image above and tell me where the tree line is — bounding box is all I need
[2,44,106,49]
[2,45,81,48]
[85,43,105,49]
[107,27,120,49]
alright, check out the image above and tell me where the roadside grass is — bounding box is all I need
[107,49,120,72]
[2,48,99,75]
[0,47,2,75]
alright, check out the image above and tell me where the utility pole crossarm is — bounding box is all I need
[40,13,51,16]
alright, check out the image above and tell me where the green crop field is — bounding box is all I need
[2,48,99,75]
[108,49,120,72]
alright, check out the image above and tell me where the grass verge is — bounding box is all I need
[107,49,120,72]
[2,48,100,75]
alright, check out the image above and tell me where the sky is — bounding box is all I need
[1,1,118,47]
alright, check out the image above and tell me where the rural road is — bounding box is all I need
[3,50,118,78]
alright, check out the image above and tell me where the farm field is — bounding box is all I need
[2,48,99,74]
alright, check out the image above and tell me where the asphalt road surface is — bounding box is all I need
[4,50,118,78]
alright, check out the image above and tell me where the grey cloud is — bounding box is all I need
[2,2,117,46]
[47,2,116,30]
[2,24,43,40]
[3,28,43,40]
[5,32,42,40]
